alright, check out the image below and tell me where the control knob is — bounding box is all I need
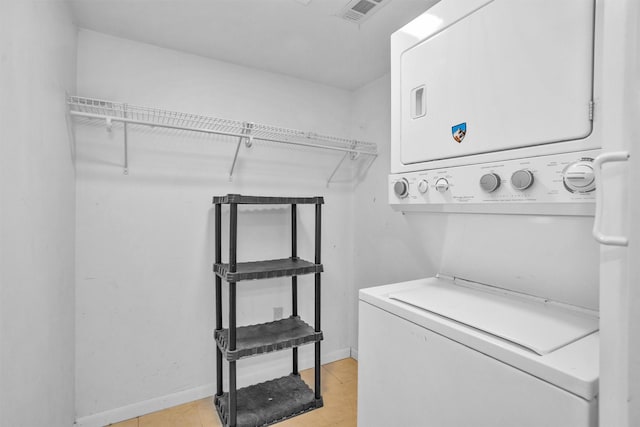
[479,173,501,193]
[511,169,534,191]
[417,179,429,194]
[435,178,449,193]
[563,158,595,193]
[393,178,409,198]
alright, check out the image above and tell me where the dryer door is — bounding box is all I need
[400,0,595,165]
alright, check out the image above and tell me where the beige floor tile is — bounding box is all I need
[299,366,320,386]
[108,418,138,427]
[320,370,350,396]
[323,358,358,384]
[139,401,202,427]
[275,407,334,427]
[111,358,358,427]
[195,397,222,426]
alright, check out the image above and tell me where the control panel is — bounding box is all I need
[389,150,599,215]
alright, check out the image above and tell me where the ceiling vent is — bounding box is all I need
[338,0,390,24]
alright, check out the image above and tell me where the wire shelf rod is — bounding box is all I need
[68,96,376,149]
[68,110,378,156]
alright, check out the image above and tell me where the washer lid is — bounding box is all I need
[389,280,598,355]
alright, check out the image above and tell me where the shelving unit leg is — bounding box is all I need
[215,203,223,397]
[291,204,299,375]
[228,282,237,427]
[228,203,238,427]
[229,360,237,427]
[314,203,322,400]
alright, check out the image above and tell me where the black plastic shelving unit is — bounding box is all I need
[212,194,324,427]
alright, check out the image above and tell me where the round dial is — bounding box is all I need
[511,169,534,191]
[417,179,429,194]
[563,158,595,193]
[479,173,501,193]
[435,178,449,193]
[393,178,409,198]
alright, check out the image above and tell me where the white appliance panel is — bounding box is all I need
[358,300,597,427]
[434,213,600,310]
[360,278,599,401]
[389,279,598,355]
[390,149,598,215]
[400,0,595,165]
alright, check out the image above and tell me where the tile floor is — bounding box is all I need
[109,358,358,427]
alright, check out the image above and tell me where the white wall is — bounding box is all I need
[74,30,356,425]
[0,1,77,426]
[350,75,446,351]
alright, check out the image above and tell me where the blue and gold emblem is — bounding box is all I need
[452,122,467,143]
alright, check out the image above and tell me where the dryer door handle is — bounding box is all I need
[592,151,630,246]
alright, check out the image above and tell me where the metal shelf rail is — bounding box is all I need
[67,96,378,183]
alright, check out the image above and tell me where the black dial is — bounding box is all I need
[479,173,501,193]
[394,179,409,198]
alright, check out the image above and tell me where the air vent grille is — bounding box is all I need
[352,0,376,14]
[343,9,364,22]
[338,0,390,24]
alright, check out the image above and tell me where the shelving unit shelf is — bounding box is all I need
[214,258,323,282]
[215,375,318,427]
[213,194,324,427]
[215,316,322,362]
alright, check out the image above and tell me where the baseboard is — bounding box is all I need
[74,384,215,427]
[350,347,358,360]
[74,347,352,427]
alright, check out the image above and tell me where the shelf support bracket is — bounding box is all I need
[229,122,253,182]
[123,104,129,175]
[64,92,77,168]
[349,140,360,160]
[326,152,350,186]
[244,122,254,148]
[326,140,359,185]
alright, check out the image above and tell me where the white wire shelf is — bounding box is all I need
[67,96,378,183]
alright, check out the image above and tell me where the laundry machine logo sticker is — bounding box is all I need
[452,122,467,143]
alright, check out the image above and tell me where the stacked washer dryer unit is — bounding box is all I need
[358,1,616,426]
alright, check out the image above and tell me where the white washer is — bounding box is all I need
[358,276,599,427]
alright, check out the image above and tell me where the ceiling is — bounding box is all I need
[68,0,438,90]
